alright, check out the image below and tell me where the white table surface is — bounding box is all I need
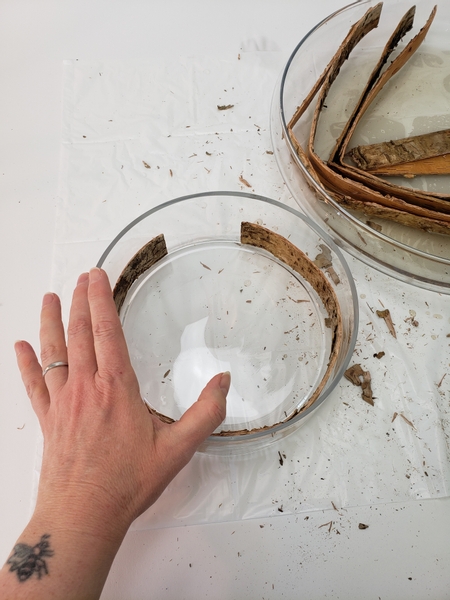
[1,1,449,598]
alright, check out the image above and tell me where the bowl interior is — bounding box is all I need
[98,192,358,450]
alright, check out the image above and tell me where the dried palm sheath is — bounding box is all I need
[288,3,383,134]
[326,6,450,210]
[288,4,450,234]
[348,129,450,175]
[307,6,450,227]
[112,225,343,435]
[328,5,416,162]
[329,21,450,215]
[287,4,383,190]
[326,4,450,205]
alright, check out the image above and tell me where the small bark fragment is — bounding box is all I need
[314,244,340,284]
[314,244,333,269]
[399,413,415,429]
[319,521,334,533]
[344,364,374,406]
[239,175,252,188]
[437,373,447,388]
[376,309,396,338]
[113,234,168,313]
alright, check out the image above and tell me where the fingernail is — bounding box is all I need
[219,371,231,396]
[14,340,25,355]
[89,267,102,283]
[77,272,89,285]
[42,292,55,306]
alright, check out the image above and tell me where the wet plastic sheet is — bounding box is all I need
[36,53,450,530]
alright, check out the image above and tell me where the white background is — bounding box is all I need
[1,1,449,598]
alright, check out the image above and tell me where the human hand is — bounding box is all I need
[14,268,229,540]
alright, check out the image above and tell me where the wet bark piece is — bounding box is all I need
[323,6,450,208]
[240,221,343,415]
[288,5,450,234]
[308,6,450,222]
[113,234,168,313]
[287,5,383,197]
[348,129,450,175]
[360,153,450,177]
[328,5,416,164]
[328,7,450,208]
[335,192,450,235]
[329,7,450,209]
[287,4,383,132]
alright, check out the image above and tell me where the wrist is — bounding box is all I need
[34,480,132,547]
[1,507,125,600]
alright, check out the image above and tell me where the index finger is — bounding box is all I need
[87,267,132,375]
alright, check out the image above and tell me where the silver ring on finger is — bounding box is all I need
[42,361,69,378]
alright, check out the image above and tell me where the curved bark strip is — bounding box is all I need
[113,234,168,313]
[328,7,450,207]
[288,3,383,131]
[308,6,450,220]
[116,224,344,436]
[328,5,416,163]
[288,3,450,233]
[240,222,343,416]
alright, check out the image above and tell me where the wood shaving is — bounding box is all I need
[437,373,447,388]
[376,309,396,338]
[392,412,415,429]
[239,175,252,188]
[319,521,333,533]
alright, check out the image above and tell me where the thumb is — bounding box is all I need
[170,371,230,452]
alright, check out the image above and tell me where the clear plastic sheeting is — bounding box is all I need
[35,53,450,530]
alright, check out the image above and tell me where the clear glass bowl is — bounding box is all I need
[97,192,358,453]
[271,0,450,294]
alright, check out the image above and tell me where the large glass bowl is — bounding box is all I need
[97,192,358,453]
[271,0,450,294]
